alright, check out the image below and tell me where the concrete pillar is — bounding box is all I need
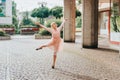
[64,0,76,42]
[82,0,99,48]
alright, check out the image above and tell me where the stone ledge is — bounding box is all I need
[0,36,11,40]
[35,34,51,39]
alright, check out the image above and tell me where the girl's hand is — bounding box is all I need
[35,22,41,28]
[64,18,68,21]
[35,22,40,25]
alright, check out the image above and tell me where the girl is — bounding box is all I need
[35,18,67,69]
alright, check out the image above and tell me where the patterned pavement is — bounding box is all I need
[0,35,120,80]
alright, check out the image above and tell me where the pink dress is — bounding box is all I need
[47,29,63,53]
[41,21,65,53]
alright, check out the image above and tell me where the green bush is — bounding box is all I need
[20,25,37,28]
[60,30,63,38]
[39,29,51,36]
[0,8,2,13]
[0,30,5,36]
[0,30,10,36]
[0,25,15,28]
[76,17,82,28]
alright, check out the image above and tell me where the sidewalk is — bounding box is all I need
[76,32,119,51]
[64,42,120,80]
[0,35,120,80]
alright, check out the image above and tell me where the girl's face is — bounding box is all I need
[51,22,57,30]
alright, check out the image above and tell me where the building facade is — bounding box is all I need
[0,0,12,24]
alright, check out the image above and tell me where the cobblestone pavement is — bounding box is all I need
[0,35,120,80]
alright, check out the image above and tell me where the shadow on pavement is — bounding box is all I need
[55,68,99,80]
[95,48,119,53]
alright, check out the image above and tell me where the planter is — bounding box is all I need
[20,31,35,35]
[0,28,15,35]
[0,36,11,40]
[35,34,51,39]
[20,27,39,35]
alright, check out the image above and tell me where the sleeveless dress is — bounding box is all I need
[47,29,63,53]
[40,20,65,53]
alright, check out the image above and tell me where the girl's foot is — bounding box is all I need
[36,48,39,50]
[52,65,55,69]
[36,47,42,50]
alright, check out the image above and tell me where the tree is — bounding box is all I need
[31,8,38,18]
[50,6,80,19]
[76,0,82,5]
[75,8,81,28]
[31,7,49,24]
[12,1,17,16]
[20,11,34,26]
[12,1,18,33]
[50,6,63,19]
[111,2,120,32]
[12,15,18,28]
[77,0,82,4]
[20,18,33,26]
[0,8,2,13]
[76,9,81,18]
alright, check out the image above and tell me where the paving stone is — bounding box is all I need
[0,35,120,80]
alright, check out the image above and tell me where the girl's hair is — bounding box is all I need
[51,22,57,29]
[51,22,57,26]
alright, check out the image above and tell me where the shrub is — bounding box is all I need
[0,25,15,28]
[20,25,37,28]
[76,17,82,28]
[39,29,51,36]
[0,8,2,13]
[0,30,5,36]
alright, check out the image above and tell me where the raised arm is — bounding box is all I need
[35,22,52,33]
[58,19,67,31]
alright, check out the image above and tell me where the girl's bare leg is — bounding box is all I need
[52,52,57,69]
[36,45,47,50]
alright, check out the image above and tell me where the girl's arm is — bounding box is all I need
[58,19,67,31]
[35,22,52,33]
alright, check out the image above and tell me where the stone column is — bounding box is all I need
[64,0,76,42]
[82,0,99,48]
